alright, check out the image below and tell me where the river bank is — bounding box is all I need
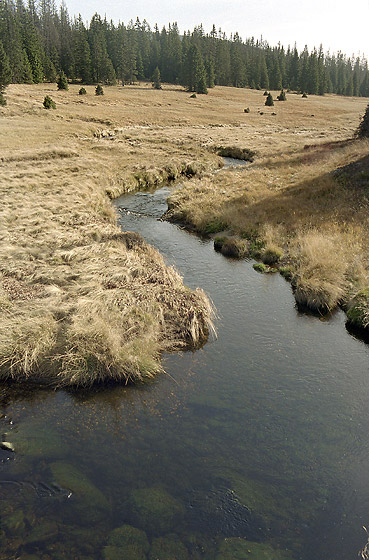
[0,83,368,386]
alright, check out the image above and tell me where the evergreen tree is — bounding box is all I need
[184,44,207,93]
[57,71,68,89]
[152,65,161,89]
[0,39,11,92]
[265,92,274,106]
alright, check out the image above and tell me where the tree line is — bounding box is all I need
[0,0,369,98]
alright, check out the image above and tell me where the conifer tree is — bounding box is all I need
[265,92,274,106]
[0,39,11,93]
[57,71,68,89]
[152,65,161,89]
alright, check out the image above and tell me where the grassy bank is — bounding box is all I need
[0,83,220,386]
[163,89,369,323]
[1,84,368,386]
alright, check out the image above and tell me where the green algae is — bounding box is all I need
[5,420,66,460]
[216,538,293,560]
[103,524,150,559]
[127,486,185,534]
[149,534,190,560]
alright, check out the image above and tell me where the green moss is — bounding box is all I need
[253,263,267,273]
[346,287,369,328]
[202,219,227,234]
[149,534,190,560]
[107,525,149,553]
[50,462,110,523]
[279,266,293,281]
[2,508,25,535]
[104,545,146,560]
[216,538,293,560]
[24,520,58,545]
[127,486,185,534]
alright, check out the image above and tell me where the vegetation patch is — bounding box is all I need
[215,146,256,162]
[346,287,369,329]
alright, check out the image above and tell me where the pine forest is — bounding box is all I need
[0,0,369,97]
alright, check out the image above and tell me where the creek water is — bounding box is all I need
[1,164,369,559]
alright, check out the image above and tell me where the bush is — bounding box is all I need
[277,89,286,101]
[95,84,104,96]
[57,73,68,90]
[302,92,308,98]
[79,87,87,95]
[0,92,6,106]
[190,93,197,98]
[263,90,269,96]
[43,95,56,109]
[265,93,274,106]
[357,104,369,138]
[244,107,250,113]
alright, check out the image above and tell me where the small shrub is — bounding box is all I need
[279,266,293,281]
[79,87,87,95]
[57,73,68,91]
[262,247,283,265]
[263,90,269,96]
[214,236,226,252]
[220,238,248,259]
[302,92,308,98]
[277,89,286,101]
[190,93,197,98]
[0,92,6,106]
[265,93,274,106]
[357,104,369,138]
[95,84,104,96]
[244,107,250,113]
[43,95,56,109]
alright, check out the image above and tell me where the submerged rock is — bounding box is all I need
[50,461,110,524]
[187,487,266,541]
[103,524,150,559]
[5,420,66,460]
[127,486,185,535]
[149,534,190,560]
[216,537,293,560]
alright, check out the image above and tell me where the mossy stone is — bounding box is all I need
[127,486,185,534]
[104,544,147,560]
[50,461,110,523]
[149,534,190,560]
[216,538,293,560]
[5,420,66,459]
[107,525,149,553]
[24,520,58,544]
[2,508,25,535]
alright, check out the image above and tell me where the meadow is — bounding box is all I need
[0,82,368,385]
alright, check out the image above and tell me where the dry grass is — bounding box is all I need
[0,83,222,386]
[1,83,368,384]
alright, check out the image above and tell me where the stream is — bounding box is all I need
[1,161,369,559]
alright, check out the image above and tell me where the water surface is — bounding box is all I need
[1,178,369,559]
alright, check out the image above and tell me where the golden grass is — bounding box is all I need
[0,82,368,385]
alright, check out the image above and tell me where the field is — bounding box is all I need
[0,83,368,385]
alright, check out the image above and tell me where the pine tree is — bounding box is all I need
[0,40,11,92]
[152,65,161,89]
[57,71,68,89]
[265,92,274,106]
[184,44,207,94]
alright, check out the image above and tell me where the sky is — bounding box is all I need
[64,0,369,58]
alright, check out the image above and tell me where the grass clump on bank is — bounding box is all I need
[0,83,222,387]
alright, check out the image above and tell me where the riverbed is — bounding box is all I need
[1,172,369,559]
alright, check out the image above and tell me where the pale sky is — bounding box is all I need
[64,0,369,58]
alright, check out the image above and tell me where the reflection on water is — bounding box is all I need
[1,183,369,560]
